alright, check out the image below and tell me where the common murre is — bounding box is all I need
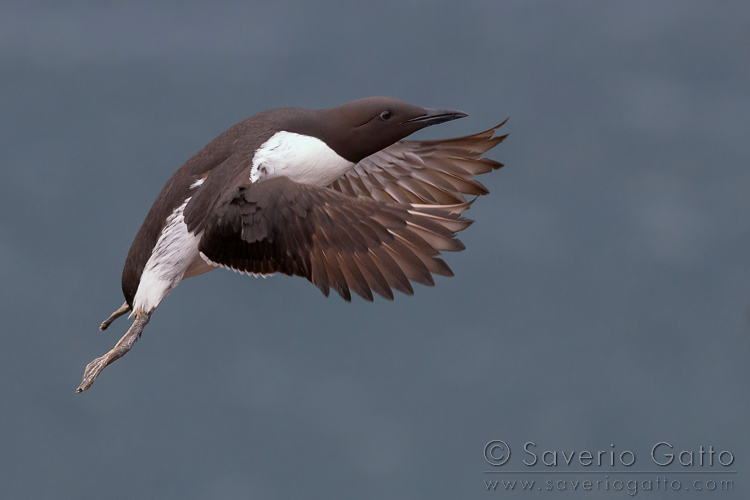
[77,96,507,392]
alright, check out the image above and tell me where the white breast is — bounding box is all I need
[250,131,354,186]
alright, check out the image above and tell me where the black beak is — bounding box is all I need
[406,108,468,126]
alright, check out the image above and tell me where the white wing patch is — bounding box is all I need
[199,252,274,279]
[250,131,354,186]
[189,177,206,189]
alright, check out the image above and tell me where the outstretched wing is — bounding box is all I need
[329,120,507,205]
[184,175,473,301]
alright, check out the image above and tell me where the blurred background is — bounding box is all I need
[1,1,748,498]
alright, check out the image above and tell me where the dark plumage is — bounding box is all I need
[78,97,507,392]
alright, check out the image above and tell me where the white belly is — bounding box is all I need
[133,198,204,313]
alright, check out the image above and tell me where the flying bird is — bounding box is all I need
[77,97,507,392]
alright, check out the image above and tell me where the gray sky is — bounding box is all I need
[1,1,748,498]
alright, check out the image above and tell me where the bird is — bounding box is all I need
[76,96,507,392]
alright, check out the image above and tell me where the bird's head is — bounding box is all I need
[315,97,468,162]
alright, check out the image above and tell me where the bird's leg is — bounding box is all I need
[76,310,152,393]
[99,301,132,331]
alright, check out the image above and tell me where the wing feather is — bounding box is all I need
[184,175,473,301]
[329,120,507,205]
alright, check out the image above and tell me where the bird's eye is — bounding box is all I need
[380,110,392,121]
